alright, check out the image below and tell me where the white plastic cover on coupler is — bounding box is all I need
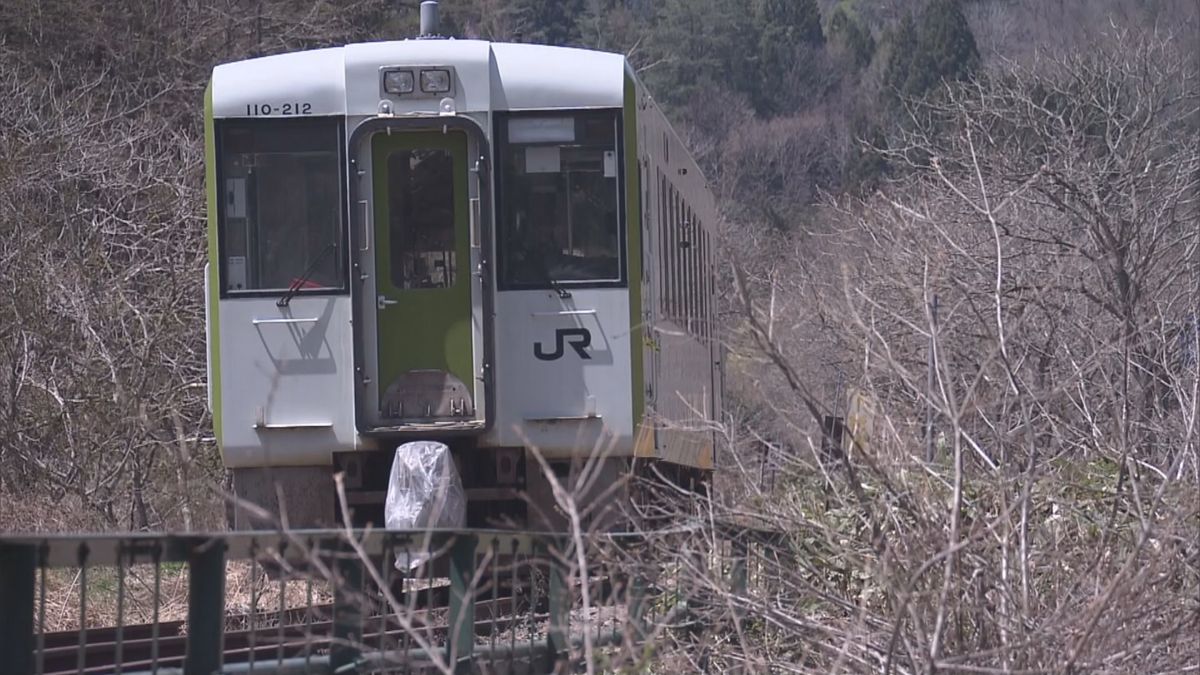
[384,441,467,569]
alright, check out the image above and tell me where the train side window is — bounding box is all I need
[217,118,344,295]
[639,163,648,280]
[666,186,676,319]
[673,191,682,321]
[662,170,672,312]
[700,225,705,336]
[699,225,708,338]
[669,189,678,320]
[686,205,696,331]
[496,111,623,288]
[682,199,690,325]
[691,210,700,335]
[696,219,700,336]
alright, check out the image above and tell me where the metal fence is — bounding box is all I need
[0,525,778,675]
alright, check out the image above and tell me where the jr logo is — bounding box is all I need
[534,327,593,361]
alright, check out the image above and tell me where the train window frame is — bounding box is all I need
[664,183,674,319]
[662,169,672,317]
[214,116,349,299]
[685,203,694,331]
[671,190,680,322]
[672,189,682,321]
[667,184,677,320]
[494,109,628,291]
[699,222,708,338]
[689,207,699,334]
[699,226,709,339]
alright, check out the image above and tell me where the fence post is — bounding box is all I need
[332,543,365,674]
[622,537,647,644]
[730,536,748,621]
[627,567,647,641]
[0,543,36,675]
[185,538,226,675]
[547,538,570,666]
[447,534,477,674]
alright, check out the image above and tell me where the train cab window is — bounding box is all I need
[497,111,623,288]
[217,118,344,295]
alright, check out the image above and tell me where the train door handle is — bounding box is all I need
[377,295,398,310]
[359,200,371,252]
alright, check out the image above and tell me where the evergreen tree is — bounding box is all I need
[754,0,824,114]
[509,0,585,46]
[881,0,978,104]
[645,0,758,110]
[907,0,979,96]
[881,11,919,103]
[573,0,650,53]
[827,2,875,71]
[756,0,823,50]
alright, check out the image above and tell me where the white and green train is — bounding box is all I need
[204,4,722,530]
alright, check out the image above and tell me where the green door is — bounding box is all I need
[373,130,475,423]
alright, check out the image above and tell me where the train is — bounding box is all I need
[203,2,722,532]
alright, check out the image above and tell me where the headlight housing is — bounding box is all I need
[420,69,452,94]
[383,70,415,95]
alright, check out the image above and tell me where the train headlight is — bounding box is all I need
[383,70,415,95]
[420,69,452,94]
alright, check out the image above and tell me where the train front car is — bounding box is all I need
[205,35,720,531]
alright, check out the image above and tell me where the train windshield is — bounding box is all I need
[216,118,344,295]
[496,111,623,289]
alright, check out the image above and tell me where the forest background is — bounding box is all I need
[1,1,1197,670]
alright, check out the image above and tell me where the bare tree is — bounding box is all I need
[0,0,400,531]
[633,27,1200,673]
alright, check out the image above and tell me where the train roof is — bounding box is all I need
[210,39,630,118]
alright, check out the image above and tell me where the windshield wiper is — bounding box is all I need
[529,253,572,298]
[539,263,571,299]
[277,242,338,307]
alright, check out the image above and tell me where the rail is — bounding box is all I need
[0,524,780,674]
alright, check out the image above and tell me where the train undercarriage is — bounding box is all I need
[228,442,710,534]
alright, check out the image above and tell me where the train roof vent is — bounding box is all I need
[419,1,442,39]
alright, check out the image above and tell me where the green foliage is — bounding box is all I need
[884,0,979,104]
[756,0,824,49]
[644,0,759,110]
[754,0,825,114]
[573,0,649,54]
[827,2,876,71]
[509,0,585,45]
[911,0,980,93]
[881,12,921,103]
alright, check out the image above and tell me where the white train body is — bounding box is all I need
[204,36,721,528]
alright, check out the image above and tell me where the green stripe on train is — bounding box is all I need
[625,70,644,432]
[204,81,223,446]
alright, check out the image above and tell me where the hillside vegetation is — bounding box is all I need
[0,1,1197,670]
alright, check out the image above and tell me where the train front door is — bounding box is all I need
[370,129,477,426]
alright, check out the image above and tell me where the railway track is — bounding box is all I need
[38,591,532,675]
[38,598,540,672]
[1,529,684,675]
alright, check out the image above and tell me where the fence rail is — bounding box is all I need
[0,524,778,674]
